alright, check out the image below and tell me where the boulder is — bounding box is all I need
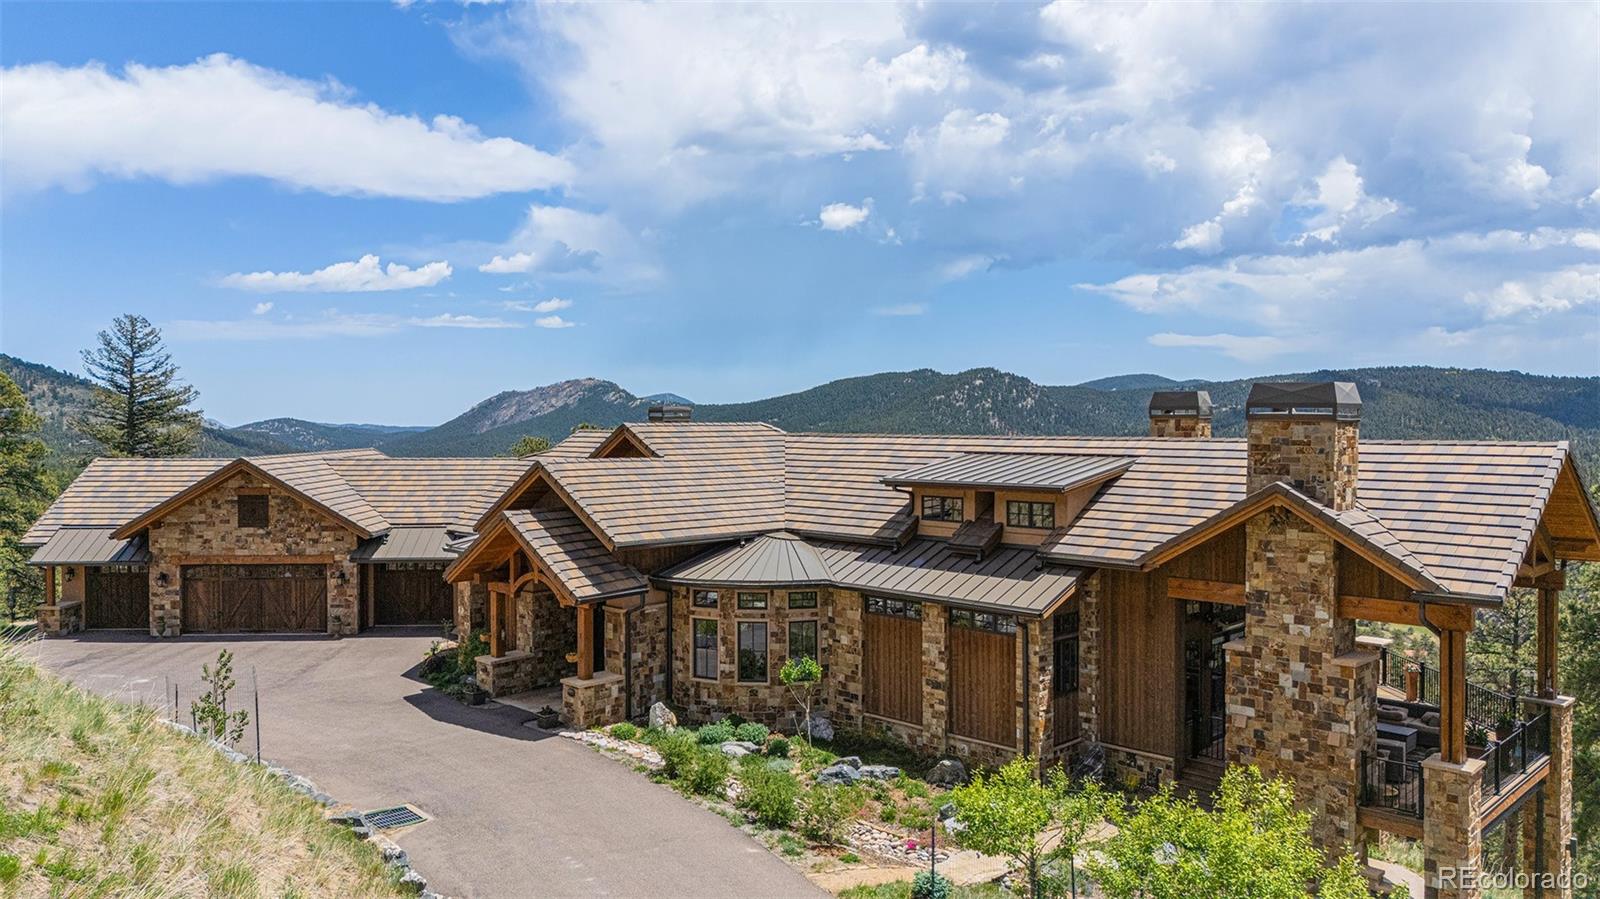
[417,643,457,679]
[858,764,900,781]
[805,714,835,742]
[835,755,863,770]
[398,870,428,894]
[720,743,752,758]
[649,702,678,730]
[815,763,863,785]
[926,758,968,787]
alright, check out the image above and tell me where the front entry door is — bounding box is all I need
[1183,601,1245,760]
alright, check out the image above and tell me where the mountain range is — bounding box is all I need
[4,354,1595,476]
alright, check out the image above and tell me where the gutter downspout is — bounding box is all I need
[1021,622,1031,758]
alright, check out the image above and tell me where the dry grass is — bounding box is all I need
[0,640,406,898]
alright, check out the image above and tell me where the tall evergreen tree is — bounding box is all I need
[73,314,202,457]
[0,372,56,618]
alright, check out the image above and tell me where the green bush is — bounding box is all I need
[766,736,792,758]
[656,730,698,779]
[608,722,639,741]
[734,722,770,744]
[686,749,732,796]
[910,870,952,899]
[798,783,865,845]
[697,722,735,745]
[896,775,930,799]
[737,763,800,828]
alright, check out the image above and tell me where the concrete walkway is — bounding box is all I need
[24,631,825,899]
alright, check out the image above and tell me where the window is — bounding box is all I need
[865,596,921,620]
[237,494,269,529]
[1053,613,1079,695]
[1006,500,1055,529]
[950,608,1018,635]
[737,591,768,610]
[788,591,818,609]
[693,619,718,679]
[921,494,964,522]
[788,619,818,662]
[737,621,768,682]
[692,590,719,608]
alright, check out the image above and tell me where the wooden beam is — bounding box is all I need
[44,565,55,605]
[1537,585,1559,698]
[1550,536,1597,557]
[167,554,338,565]
[1440,627,1467,764]
[1166,577,1246,606]
[1337,594,1474,632]
[576,604,594,679]
[1357,806,1425,841]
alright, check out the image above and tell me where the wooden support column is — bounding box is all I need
[1440,627,1468,764]
[576,604,594,679]
[1537,581,1560,699]
[44,565,56,605]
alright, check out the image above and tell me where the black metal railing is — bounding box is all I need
[1481,712,1551,798]
[1379,647,1409,694]
[1200,714,1226,761]
[1361,750,1424,818]
[1417,660,1441,707]
[1467,680,1521,733]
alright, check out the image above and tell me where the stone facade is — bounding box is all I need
[1076,572,1102,743]
[1422,756,1485,899]
[1245,417,1360,510]
[672,585,826,727]
[1104,746,1176,792]
[520,587,575,688]
[475,651,538,696]
[453,581,487,637]
[563,671,626,729]
[1227,506,1374,854]
[608,599,668,720]
[1149,416,1212,438]
[145,470,360,636]
[1521,695,1576,899]
[36,599,83,636]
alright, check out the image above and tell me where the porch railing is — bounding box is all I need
[1481,712,1550,799]
[1361,750,1424,818]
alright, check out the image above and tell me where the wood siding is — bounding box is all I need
[1097,568,1181,757]
[1337,547,1413,601]
[948,623,1017,746]
[181,564,327,633]
[374,564,452,625]
[864,609,923,725]
[84,567,148,629]
[1164,525,1245,583]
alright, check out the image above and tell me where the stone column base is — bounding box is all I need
[1422,754,1486,899]
[475,652,537,697]
[36,602,83,636]
[562,671,625,729]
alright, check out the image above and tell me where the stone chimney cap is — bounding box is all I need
[1245,381,1361,420]
[647,403,692,422]
[1148,390,1213,419]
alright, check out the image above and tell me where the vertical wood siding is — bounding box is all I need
[949,624,1017,746]
[1098,568,1181,756]
[864,611,923,725]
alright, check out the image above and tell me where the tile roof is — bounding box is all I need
[502,507,648,602]
[28,528,150,565]
[23,457,228,545]
[327,457,529,528]
[883,452,1133,493]
[250,453,390,536]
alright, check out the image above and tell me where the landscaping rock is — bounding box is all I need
[815,763,863,785]
[926,758,968,787]
[835,755,863,769]
[398,869,428,894]
[805,714,835,742]
[649,702,678,730]
[381,845,410,868]
[858,764,900,781]
[720,743,752,758]
[417,643,456,679]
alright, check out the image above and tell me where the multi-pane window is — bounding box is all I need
[237,493,269,529]
[737,621,768,682]
[692,590,720,608]
[1053,612,1080,695]
[787,591,818,609]
[950,608,1019,635]
[737,591,768,610]
[921,495,964,521]
[788,619,818,663]
[693,619,718,679]
[1006,500,1055,529]
[865,596,921,620]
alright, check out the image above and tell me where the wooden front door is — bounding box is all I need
[84,566,149,629]
[181,565,327,633]
[373,564,452,625]
[948,610,1018,747]
[863,596,923,725]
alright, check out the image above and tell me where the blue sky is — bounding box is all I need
[2,2,1596,426]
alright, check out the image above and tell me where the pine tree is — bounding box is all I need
[1468,587,1538,699]
[73,315,202,457]
[0,372,56,618]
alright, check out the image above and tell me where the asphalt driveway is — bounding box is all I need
[23,630,825,899]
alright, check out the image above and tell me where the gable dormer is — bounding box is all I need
[590,424,660,459]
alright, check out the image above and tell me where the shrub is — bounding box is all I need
[685,749,732,797]
[896,775,930,799]
[798,783,865,845]
[734,722,770,744]
[656,730,698,779]
[738,763,800,828]
[900,801,933,832]
[839,852,861,864]
[697,722,735,745]
[608,722,639,742]
[911,870,952,899]
[766,736,792,758]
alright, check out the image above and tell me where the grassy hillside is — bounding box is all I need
[0,642,404,896]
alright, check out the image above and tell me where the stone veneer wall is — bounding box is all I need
[1521,695,1576,899]
[522,588,575,687]
[563,671,626,729]
[1075,572,1102,744]
[453,581,487,637]
[671,585,826,727]
[145,470,359,636]
[605,600,668,720]
[1245,417,1360,510]
[1149,416,1212,438]
[1421,757,1485,899]
[1227,506,1374,854]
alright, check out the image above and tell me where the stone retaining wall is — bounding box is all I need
[563,671,626,729]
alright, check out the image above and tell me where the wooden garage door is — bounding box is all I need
[182,565,327,633]
[864,596,922,726]
[948,609,1017,747]
[374,563,452,625]
[85,566,149,629]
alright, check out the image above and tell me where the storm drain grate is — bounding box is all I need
[363,805,427,830]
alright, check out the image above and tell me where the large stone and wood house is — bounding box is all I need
[24,384,1599,898]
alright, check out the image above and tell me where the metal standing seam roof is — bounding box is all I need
[350,527,461,563]
[502,507,649,602]
[28,528,150,565]
[653,532,833,586]
[882,452,1134,493]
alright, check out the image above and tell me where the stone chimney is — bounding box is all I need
[1147,390,1213,438]
[1244,381,1360,510]
[647,403,692,423]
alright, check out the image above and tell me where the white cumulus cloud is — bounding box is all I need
[535,315,576,329]
[819,201,872,231]
[479,205,659,286]
[220,255,452,293]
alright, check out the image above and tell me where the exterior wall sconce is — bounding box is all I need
[64,567,76,582]
[156,571,170,588]
[334,568,349,586]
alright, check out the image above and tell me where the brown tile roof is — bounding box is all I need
[502,507,648,601]
[327,457,529,528]
[542,429,612,458]
[23,457,228,545]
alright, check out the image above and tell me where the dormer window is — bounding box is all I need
[921,495,963,522]
[237,493,269,529]
[1006,500,1054,529]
